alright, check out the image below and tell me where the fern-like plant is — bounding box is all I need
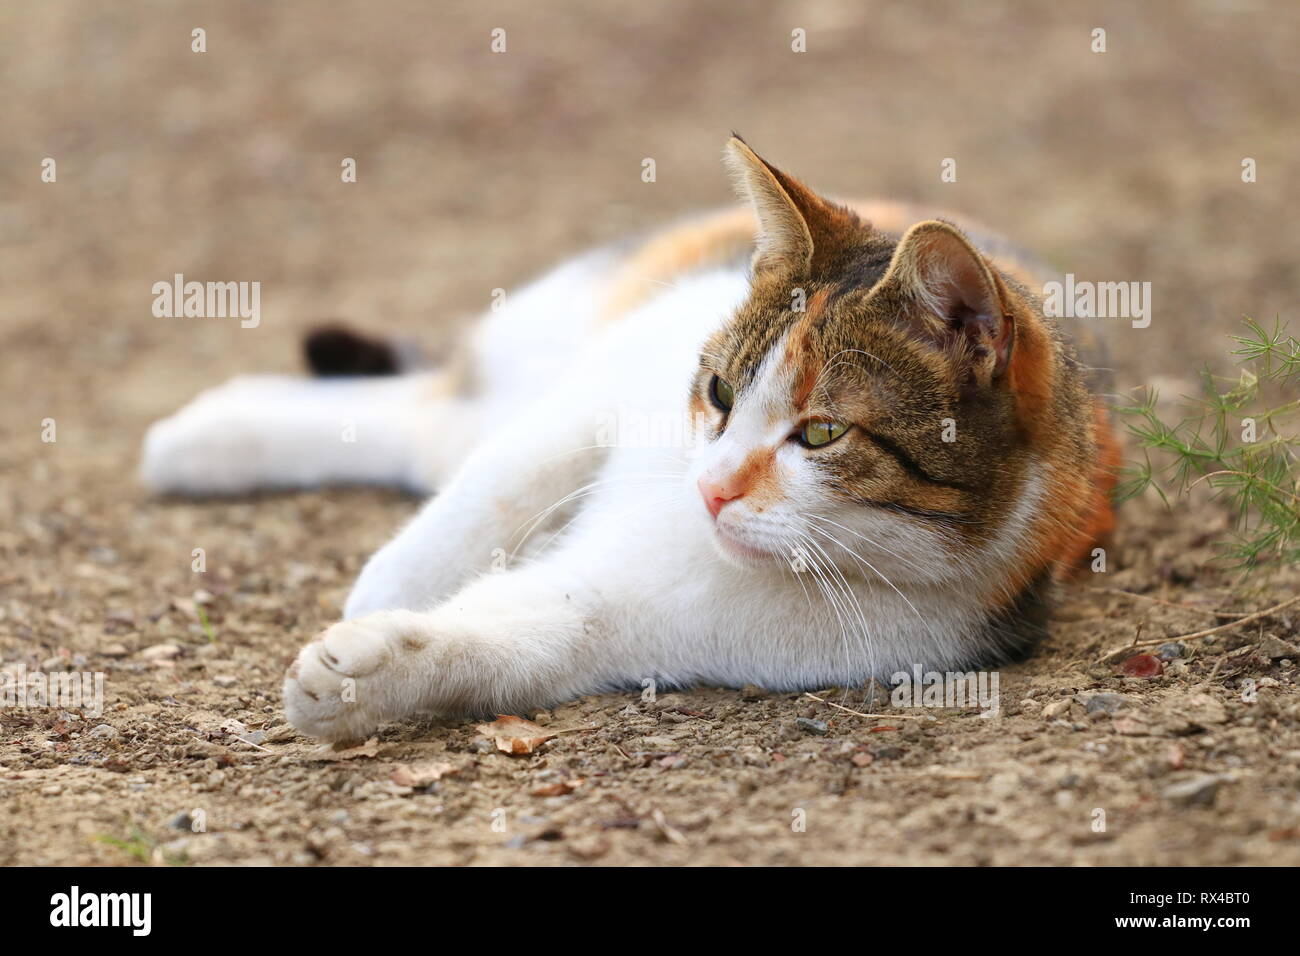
[1116,317,1298,575]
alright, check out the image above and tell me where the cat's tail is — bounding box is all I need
[302,323,423,377]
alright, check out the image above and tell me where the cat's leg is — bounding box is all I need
[139,372,471,495]
[283,488,878,742]
[340,387,609,618]
[284,559,646,743]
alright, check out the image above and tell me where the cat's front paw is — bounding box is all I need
[283,611,428,743]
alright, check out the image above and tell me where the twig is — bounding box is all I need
[1188,470,1300,504]
[650,808,689,847]
[195,733,271,754]
[1098,593,1300,662]
[1204,652,1229,685]
[803,692,925,720]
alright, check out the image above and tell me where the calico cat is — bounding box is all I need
[141,137,1119,743]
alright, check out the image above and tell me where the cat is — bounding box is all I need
[141,137,1119,743]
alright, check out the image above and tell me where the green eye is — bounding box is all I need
[800,421,849,448]
[710,375,735,412]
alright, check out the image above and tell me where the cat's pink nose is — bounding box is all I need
[698,475,742,519]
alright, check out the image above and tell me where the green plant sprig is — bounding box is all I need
[1116,317,1299,575]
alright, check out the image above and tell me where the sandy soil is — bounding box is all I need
[1,0,1298,866]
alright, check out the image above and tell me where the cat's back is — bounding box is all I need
[470,199,1105,425]
[597,199,1049,324]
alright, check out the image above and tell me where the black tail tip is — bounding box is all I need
[304,324,401,377]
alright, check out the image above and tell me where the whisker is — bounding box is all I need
[805,512,930,578]
[790,529,872,689]
[806,523,938,650]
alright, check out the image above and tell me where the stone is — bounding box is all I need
[1084,693,1133,716]
[795,717,829,736]
[1042,698,1073,719]
[1259,637,1299,661]
[1162,774,1224,808]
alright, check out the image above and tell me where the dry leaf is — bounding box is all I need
[318,736,381,760]
[476,715,557,755]
[390,761,458,787]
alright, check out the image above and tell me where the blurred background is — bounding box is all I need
[1,0,1298,867]
[3,0,1297,436]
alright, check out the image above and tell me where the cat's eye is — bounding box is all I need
[709,375,734,412]
[799,421,849,448]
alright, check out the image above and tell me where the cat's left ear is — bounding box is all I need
[880,220,1014,387]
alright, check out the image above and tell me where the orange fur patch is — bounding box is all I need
[1008,404,1121,599]
[601,207,757,320]
[1061,406,1122,571]
[600,201,1045,324]
[782,289,828,410]
[1004,314,1057,444]
[731,446,779,509]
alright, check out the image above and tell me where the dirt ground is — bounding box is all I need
[2,1,1298,866]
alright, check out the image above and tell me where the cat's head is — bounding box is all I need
[687,137,1062,586]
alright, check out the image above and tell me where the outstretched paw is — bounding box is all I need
[283,611,427,743]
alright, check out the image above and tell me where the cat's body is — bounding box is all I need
[141,140,1118,742]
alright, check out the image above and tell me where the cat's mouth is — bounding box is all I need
[711,523,779,564]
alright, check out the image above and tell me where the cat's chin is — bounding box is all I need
[710,526,779,566]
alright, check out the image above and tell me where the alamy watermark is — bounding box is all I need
[890,665,1001,718]
[1042,274,1151,329]
[595,406,701,449]
[152,274,260,328]
[1,664,105,718]
[49,886,150,936]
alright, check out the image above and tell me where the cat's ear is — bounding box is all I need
[881,220,1014,387]
[724,136,854,277]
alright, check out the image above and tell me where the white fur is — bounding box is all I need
[141,244,1041,742]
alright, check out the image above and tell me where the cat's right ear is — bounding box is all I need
[724,136,855,278]
[724,136,813,275]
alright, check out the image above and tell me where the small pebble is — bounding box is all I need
[1260,637,1299,661]
[795,717,829,736]
[1084,693,1132,716]
[1041,698,1073,719]
[1156,642,1187,661]
[1120,654,1164,678]
[1162,773,1224,808]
